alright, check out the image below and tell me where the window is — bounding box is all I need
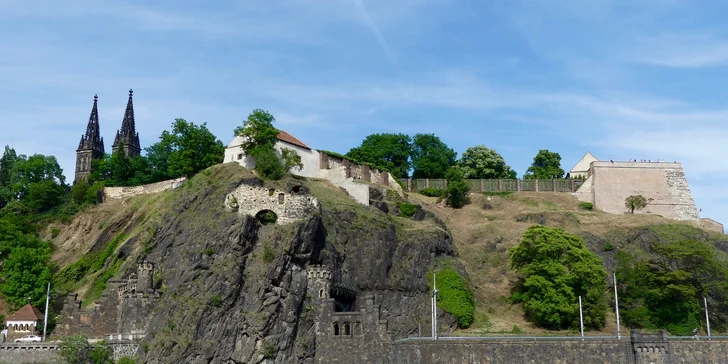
[237,153,244,160]
[333,322,340,336]
[319,288,324,298]
[343,323,351,336]
[278,193,285,205]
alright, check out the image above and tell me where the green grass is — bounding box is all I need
[398,203,418,217]
[482,191,514,199]
[55,232,128,294]
[430,262,476,329]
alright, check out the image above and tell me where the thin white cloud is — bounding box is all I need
[629,33,728,68]
[351,0,397,65]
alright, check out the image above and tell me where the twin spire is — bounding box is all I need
[75,90,141,183]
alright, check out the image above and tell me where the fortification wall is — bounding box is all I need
[672,339,728,362]
[224,183,319,225]
[701,218,725,234]
[0,342,139,363]
[582,162,699,220]
[317,153,402,205]
[391,340,634,364]
[102,177,186,201]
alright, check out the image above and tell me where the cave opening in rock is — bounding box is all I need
[255,209,278,225]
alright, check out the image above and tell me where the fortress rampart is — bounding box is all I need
[575,161,700,221]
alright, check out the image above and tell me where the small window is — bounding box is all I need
[278,193,285,204]
[319,288,324,298]
[344,323,351,336]
[333,322,340,336]
[237,153,243,160]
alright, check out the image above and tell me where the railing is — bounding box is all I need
[395,335,728,343]
[400,179,585,193]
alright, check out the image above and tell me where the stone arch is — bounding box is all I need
[319,288,325,298]
[343,322,351,336]
[354,322,362,335]
[290,185,302,194]
[333,322,340,336]
[255,209,278,225]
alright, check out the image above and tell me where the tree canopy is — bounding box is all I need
[510,226,607,330]
[457,145,517,179]
[524,149,564,179]
[346,133,413,178]
[411,133,457,179]
[153,118,224,178]
[235,109,279,156]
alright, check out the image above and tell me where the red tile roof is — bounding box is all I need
[6,304,43,321]
[276,129,311,150]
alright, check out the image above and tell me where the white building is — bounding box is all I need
[4,304,43,341]
[223,129,402,205]
[223,129,321,178]
[568,152,598,179]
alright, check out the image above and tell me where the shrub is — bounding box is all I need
[205,248,214,256]
[51,227,61,238]
[117,357,137,364]
[579,202,593,210]
[444,167,469,208]
[602,243,614,252]
[625,195,652,214]
[431,266,475,328]
[253,148,285,180]
[211,295,222,308]
[418,188,444,197]
[263,244,276,263]
[398,203,418,217]
[256,210,278,225]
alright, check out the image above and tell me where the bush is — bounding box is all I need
[398,203,418,217]
[263,244,276,263]
[253,148,285,180]
[117,357,137,364]
[59,335,113,364]
[418,188,444,197]
[431,266,475,328]
[579,202,593,210]
[444,167,469,208]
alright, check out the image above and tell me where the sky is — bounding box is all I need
[1,0,727,229]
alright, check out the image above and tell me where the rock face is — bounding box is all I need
[131,165,459,363]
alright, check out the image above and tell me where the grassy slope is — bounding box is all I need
[408,191,727,336]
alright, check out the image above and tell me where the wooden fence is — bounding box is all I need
[400,179,585,193]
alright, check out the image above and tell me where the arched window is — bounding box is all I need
[319,288,325,298]
[343,322,351,336]
[278,193,285,204]
[333,322,340,336]
[354,322,362,335]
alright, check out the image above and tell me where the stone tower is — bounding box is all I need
[306,265,331,302]
[75,95,105,183]
[137,261,154,293]
[112,89,141,158]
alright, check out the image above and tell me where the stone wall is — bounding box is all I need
[224,182,319,225]
[102,177,186,201]
[701,218,725,234]
[574,161,699,221]
[0,342,139,363]
[672,339,728,363]
[317,153,402,205]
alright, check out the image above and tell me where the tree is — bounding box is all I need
[152,118,225,178]
[625,195,652,214]
[346,133,412,178]
[254,148,285,180]
[444,167,469,208]
[509,226,607,330]
[0,245,53,308]
[411,134,457,178]
[457,145,517,179]
[0,146,18,208]
[524,149,564,179]
[25,180,66,212]
[59,335,113,364]
[108,147,133,186]
[235,109,279,155]
[281,147,303,172]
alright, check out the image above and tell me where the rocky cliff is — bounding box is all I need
[55,164,459,363]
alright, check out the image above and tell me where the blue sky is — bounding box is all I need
[1,0,727,228]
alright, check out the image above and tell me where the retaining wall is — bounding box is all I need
[102,177,186,201]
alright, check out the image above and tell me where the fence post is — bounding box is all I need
[407,179,412,192]
[535,180,539,192]
[517,180,522,192]
[480,179,484,192]
[445,179,448,188]
[426,178,430,188]
[570,179,575,192]
[498,179,502,192]
[553,179,557,192]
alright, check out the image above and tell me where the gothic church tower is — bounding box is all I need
[75,95,105,183]
[112,89,141,158]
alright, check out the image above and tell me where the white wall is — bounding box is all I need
[224,136,320,178]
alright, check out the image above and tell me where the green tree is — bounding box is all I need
[510,226,607,330]
[346,133,412,178]
[58,335,113,364]
[0,146,19,208]
[625,195,651,214]
[157,118,225,178]
[281,147,303,172]
[616,240,728,335]
[411,134,456,178]
[0,245,53,308]
[235,109,279,155]
[458,145,517,179]
[25,180,67,212]
[524,149,565,179]
[254,148,285,180]
[9,154,66,200]
[443,167,469,208]
[72,179,91,205]
[108,147,133,186]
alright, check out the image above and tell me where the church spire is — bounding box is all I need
[75,94,105,183]
[112,89,141,157]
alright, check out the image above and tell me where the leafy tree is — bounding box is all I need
[411,134,456,178]
[254,149,285,180]
[158,118,225,178]
[616,240,728,335]
[625,195,652,214]
[9,154,66,200]
[458,145,517,179]
[281,147,303,172]
[235,109,279,155]
[25,180,67,212]
[510,226,607,330]
[72,179,91,205]
[444,167,469,208]
[108,147,133,185]
[0,146,18,208]
[0,245,53,308]
[59,335,113,364]
[524,149,565,179]
[347,133,412,178]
